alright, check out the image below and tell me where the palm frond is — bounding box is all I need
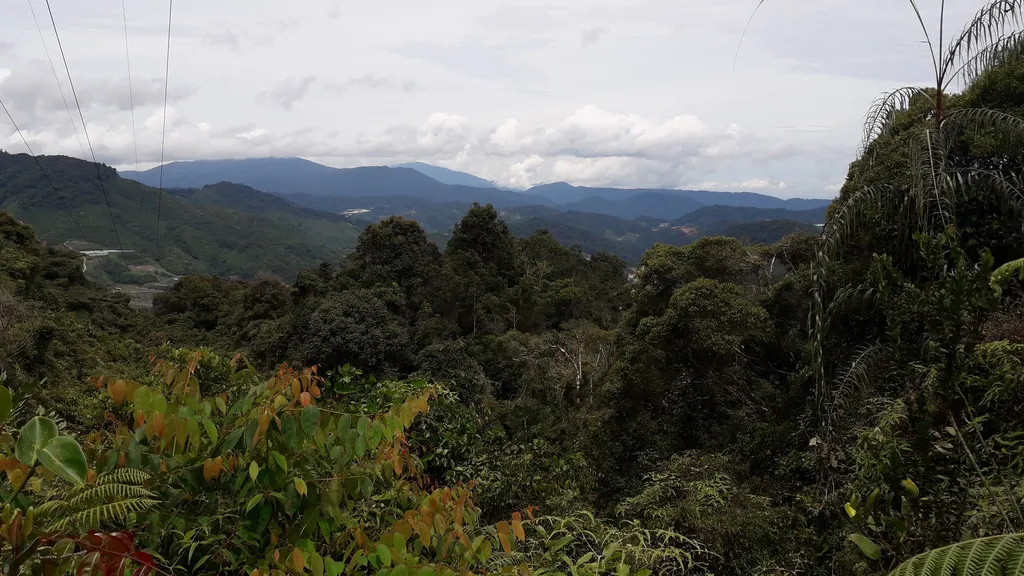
[821,185,894,259]
[733,0,768,71]
[861,87,934,153]
[905,130,958,235]
[829,343,888,426]
[943,108,1024,147]
[946,30,1024,89]
[943,0,1024,80]
[889,533,1024,576]
[958,170,1024,225]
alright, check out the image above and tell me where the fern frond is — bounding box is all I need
[33,500,69,521]
[51,498,160,532]
[992,258,1024,295]
[889,533,1024,576]
[66,484,156,508]
[821,185,894,259]
[95,468,152,486]
[861,87,934,153]
[943,0,1024,81]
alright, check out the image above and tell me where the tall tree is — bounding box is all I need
[343,216,442,318]
[812,0,1024,421]
[442,204,525,334]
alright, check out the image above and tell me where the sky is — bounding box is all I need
[0,0,987,197]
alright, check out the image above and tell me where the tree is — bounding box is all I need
[442,204,525,334]
[343,216,443,318]
[296,289,411,374]
[812,0,1024,418]
[153,275,229,331]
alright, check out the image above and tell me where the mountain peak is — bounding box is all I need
[394,162,496,189]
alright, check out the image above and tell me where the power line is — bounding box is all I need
[25,0,86,159]
[0,97,88,242]
[155,0,173,249]
[43,0,129,264]
[121,0,140,179]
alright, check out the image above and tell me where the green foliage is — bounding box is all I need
[8,19,1024,571]
[0,152,360,279]
[889,534,1024,576]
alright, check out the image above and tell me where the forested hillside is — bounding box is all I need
[0,153,360,279]
[3,2,1024,576]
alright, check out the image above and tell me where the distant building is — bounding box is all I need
[79,249,135,257]
[340,208,372,217]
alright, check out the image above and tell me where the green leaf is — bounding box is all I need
[215,396,227,415]
[865,488,880,513]
[845,503,857,518]
[301,405,321,435]
[245,493,264,513]
[220,428,243,455]
[355,436,366,459]
[249,461,260,482]
[394,533,406,552]
[416,566,435,576]
[203,419,218,445]
[37,436,88,486]
[310,551,325,576]
[0,385,11,423]
[902,478,920,498]
[132,386,152,411]
[848,534,881,560]
[377,544,392,567]
[392,566,408,576]
[295,477,308,497]
[882,516,908,538]
[280,413,300,447]
[357,415,369,436]
[325,558,343,576]
[150,393,167,414]
[477,539,492,563]
[16,416,58,466]
[337,414,352,438]
[243,419,259,450]
[272,451,288,472]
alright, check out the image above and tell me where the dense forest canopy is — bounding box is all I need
[4,1,1024,576]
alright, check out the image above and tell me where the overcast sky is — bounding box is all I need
[0,0,985,197]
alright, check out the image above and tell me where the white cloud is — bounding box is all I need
[738,179,786,190]
[580,27,609,47]
[1,0,972,197]
[499,155,544,189]
[256,76,316,110]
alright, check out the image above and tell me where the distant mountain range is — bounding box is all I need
[122,158,832,220]
[122,158,541,206]
[395,162,497,188]
[1,153,359,279]
[0,152,833,283]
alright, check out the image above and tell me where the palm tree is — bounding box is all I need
[783,0,1024,428]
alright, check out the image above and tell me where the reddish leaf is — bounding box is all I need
[130,551,157,567]
[77,552,101,576]
[511,512,525,542]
